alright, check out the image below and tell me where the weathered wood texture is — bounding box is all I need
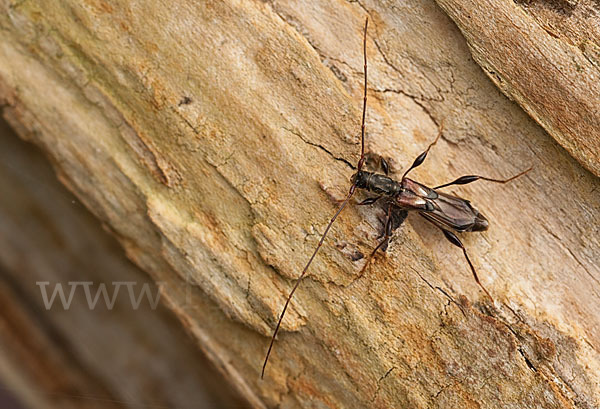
[0,118,250,408]
[435,0,600,178]
[0,0,599,408]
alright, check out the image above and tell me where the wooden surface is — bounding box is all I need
[0,0,599,408]
[434,0,600,178]
[0,118,250,408]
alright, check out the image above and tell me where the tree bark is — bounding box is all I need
[0,0,599,408]
[434,0,600,178]
[0,117,250,408]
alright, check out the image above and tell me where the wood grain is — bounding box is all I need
[0,117,250,409]
[0,0,599,407]
[434,0,600,177]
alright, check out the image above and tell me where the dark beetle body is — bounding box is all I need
[353,170,489,233]
[262,17,529,378]
[353,171,403,196]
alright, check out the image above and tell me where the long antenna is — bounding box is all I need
[359,17,368,171]
[261,16,370,379]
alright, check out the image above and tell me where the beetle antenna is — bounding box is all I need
[261,16,369,379]
[261,190,354,379]
[358,16,368,172]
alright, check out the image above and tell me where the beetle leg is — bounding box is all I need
[442,229,493,302]
[357,204,394,278]
[390,208,408,232]
[420,215,494,302]
[434,167,532,190]
[358,196,380,206]
[401,120,444,180]
[380,157,390,176]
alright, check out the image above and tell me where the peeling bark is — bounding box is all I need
[433,0,600,178]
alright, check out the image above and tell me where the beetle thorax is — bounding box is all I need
[352,171,403,196]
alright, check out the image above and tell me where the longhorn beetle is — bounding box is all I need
[261,17,531,378]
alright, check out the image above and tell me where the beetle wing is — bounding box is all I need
[421,191,488,232]
[395,190,432,211]
[398,178,488,232]
[395,178,438,211]
[401,178,438,200]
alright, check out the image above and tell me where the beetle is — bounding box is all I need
[261,16,531,378]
